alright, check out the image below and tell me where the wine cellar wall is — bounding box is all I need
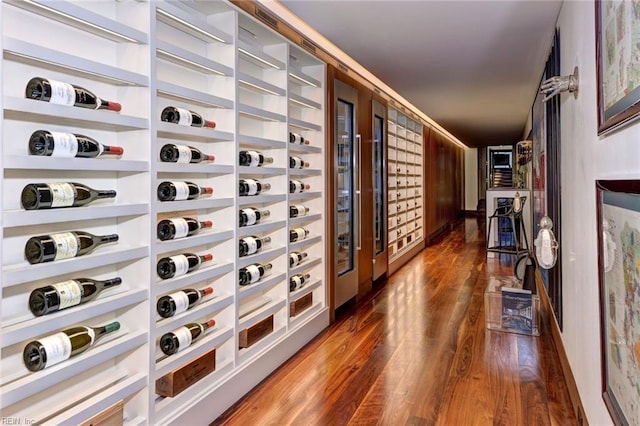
[387,107,426,273]
[0,1,327,424]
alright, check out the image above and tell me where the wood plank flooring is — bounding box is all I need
[213,218,577,425]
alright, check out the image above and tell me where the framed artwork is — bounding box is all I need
[596,0,640,135]
[596,179,640,425]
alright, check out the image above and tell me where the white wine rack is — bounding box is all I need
[387,108,425,262]
[0,1,327,424]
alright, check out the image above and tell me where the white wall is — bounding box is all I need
[464,147,478,211]
[557,2,640,425]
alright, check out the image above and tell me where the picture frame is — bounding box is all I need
[596,179,640,425]
[595,0,640,135]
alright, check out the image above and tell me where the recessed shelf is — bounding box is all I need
[1,288,147,347]
[237,246,287,269]
[156,3,232,44]
[156,40,232,77]
[237,40,285,70]
[155,197,234,213]
[288,191,322,202]
[4,37,149,87]
[238,135,287,150]
[238,193,286,206]
[239,104,286,122]
[3,203,149,228]
[288,168,321,177]
[238,272,286,302]
[238,166,285,177]
[289,213,322,226]
[5,0,148,44]
[2,155,148,173]
[156,121,233,143]
[155,229,234,255]
[289,278,322,302]
[289,257,321,276]
[2,246,149,287]
[289,118,321,132]
[238,298,285,330]
[288,235,322,252]
[237,220,286,238]
[154,293,234,337]
[156,80,234,110]
[288,69,321,88]
[3,97,149,131]
[238,72,286,97]
[288,93,321,110]
[155,162,233,175]
[288,143,322,154]
[155,263,234,294]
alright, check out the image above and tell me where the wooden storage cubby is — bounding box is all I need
[0,1,327,424]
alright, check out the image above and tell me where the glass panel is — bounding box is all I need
[373,114,385,255]
[336,98,354,276]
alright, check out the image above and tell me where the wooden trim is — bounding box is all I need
[536,270,588,425]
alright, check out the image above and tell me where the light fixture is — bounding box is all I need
[288,72,318,88]
[238,79,281,96]
[157,49,226,76]
[289,97,318,109]
[540,66,579,102]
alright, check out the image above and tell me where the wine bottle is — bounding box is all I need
[160,106,216,128]
[289,180,310,193]
[238,263,272,286]
[289,228,309,243]
[29,277,122,317]
[156,287,214,318]
[25,77,121,112]
[290,273,311,292]
[159,319,215,356]
[160,144,215,163]
[28,130,123,158]
[21,182,116,210]
[157,253,213,280]
[239,235,271,257]
[239,207,270,227]
[23,321,121,371]
[157,181,213,201]
[289,132,310,145]
[289,204,310,218]
[239,150,273,167]
[157,217,212,241]
[289,156,309,169]
[289,251,308,267]
[239,179,271,196]
[25,231,119,265]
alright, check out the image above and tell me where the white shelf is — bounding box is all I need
[289,213,322,226]
[156,162,233,174]
[288,93,321,110]
[156,229,234,254]
[239,134,287,149]
[289,168,321,177]
[155,263,234,294]
[3,155,149,172]
[4,97,149,131]
[288,69,321,88]
[156,2,232,44]
[4,0,148,43]
[237,40,285,70]
[289,257,321,276]
[288,143,322,154]
[156,121,233,143]
[155,197,234,213]
[237,246,287,269]
[239,103,286,122]
[289,191,322,201]
[238,72,286,96]
[3,37,149,87]
[238,298,285,330]
[154,293,234,336]
[156,80,234,110]
[238,166,286,176]
[289,235,322,252]
[237,219,287,238]
[3,203,149,228]
[238,272,286,301]
[238,193,286,206]
[289,118,322,132]
[156,40,233,77]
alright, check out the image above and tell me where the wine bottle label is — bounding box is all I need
[290,253,300,266]
[51,232,79,260]
[243,237,258,254]
[294,229,306,240]
[171,181,190,201]
[168,291,190,314]
[50,132,78,157]
[36,332,73,367]
[246,264,261,283]
[291,276,302,289]
[171,218,190,239]
[48,183,76,208]
[291,133,302,143]
[52,280,82,309]
[48,79,76,106]
[292,157,303,168]
[172,327,193,352]
[241,208,257,226]
[293,205,307,216]
[245,179,258,195]
[293,181,303,192]
[176,145,192,163]
[176,107,193,126]
[169,255,190,277]
[247,151,261,167]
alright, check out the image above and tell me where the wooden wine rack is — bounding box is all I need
[0,1,327,424]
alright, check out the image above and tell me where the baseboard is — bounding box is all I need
[536,271,588,425]
[388,241,424,275]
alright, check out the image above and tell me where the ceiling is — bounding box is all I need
[278,0,563,148]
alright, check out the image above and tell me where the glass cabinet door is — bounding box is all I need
[373,114,385,255]
[334,80,359,308]
[336,98,354,276]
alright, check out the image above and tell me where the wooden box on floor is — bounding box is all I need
[484,276,540,336]
[155,349,216,398]
[79,400,124,426]
[239,315,274,348]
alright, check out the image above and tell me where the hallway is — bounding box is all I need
[213,218,577,425]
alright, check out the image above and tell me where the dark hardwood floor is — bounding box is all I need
[213,218,577,425]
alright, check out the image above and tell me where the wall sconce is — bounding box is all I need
[540,66,579,102]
